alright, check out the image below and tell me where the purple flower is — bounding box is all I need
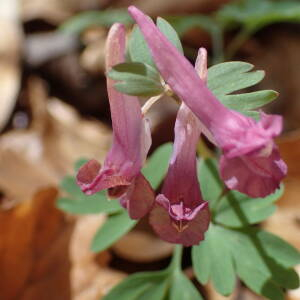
[128,6,287,198]
[76,23,154,219]
[149,49,210,246]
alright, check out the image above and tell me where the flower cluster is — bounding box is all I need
[76,7,287,246]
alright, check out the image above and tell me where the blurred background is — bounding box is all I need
[0,0,299,299]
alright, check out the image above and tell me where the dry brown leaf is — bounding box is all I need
[0,77,111,205]
[70,214,126,300]
[0,187,73,300]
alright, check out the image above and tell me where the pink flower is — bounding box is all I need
[149,50,210,246]
[128,6,287,198]
[76,23,154,219]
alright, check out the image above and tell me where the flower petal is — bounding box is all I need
[119,172,155,219]
[220,146,287,198]
[76,160,131,195]
[149,202,210,246]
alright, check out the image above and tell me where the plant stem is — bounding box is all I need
[169,245,183,271]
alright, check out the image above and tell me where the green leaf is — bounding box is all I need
[227,227,300,294]
[157,17,184,54]
[192,233,211,284]
[56,195,122,215]
[217,0,300,32]
[215,187,284,228]
[128,18,184,69]
[207,61,277,119]
[198,158,224,208]
[192,224,300,299]
[220,90,278,111]
[193,225,236,296]
[103,271,169,300]
[254,230,300,268]
[108,62,163,97]
[128,25,155,67]
[208,61,264,96]
[91,210,136,252]
[142,143,173,189]
[170,271,203,300]
[57,175,122,215]
[59,9,133,34]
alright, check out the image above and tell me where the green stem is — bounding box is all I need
[169,245,183,271]
[211,187,229,219]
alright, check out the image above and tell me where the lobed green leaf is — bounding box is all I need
[170,271,203,300]
[91,210,137,253]
[193,225,236,296]
[108,62,164,97]
[192,224,300,299]
[215,187,283,228]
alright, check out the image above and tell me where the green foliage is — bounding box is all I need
[104,246,203,300]
[207,61,277,119]
[217,0,300,31]
[108,62,164,97]
[109,17,186,97]
[128,25,156,67]
[59,9,133,34]
[157,17,184,54]
[91,210,137,252]
[57,176,122,215]
[194,157,300,299]
[193,224,300,299]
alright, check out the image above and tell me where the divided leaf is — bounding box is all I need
[104,264,204,300]
[91,210,137,252]
[192,225,236,296]
[170,271,203,300]
[215,187,283,228]
[108,62,164,97]
[192,224,300,299]
[207,61,277,119]
[103,270,169,300]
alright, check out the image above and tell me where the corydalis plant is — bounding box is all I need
[128,5,287,198]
